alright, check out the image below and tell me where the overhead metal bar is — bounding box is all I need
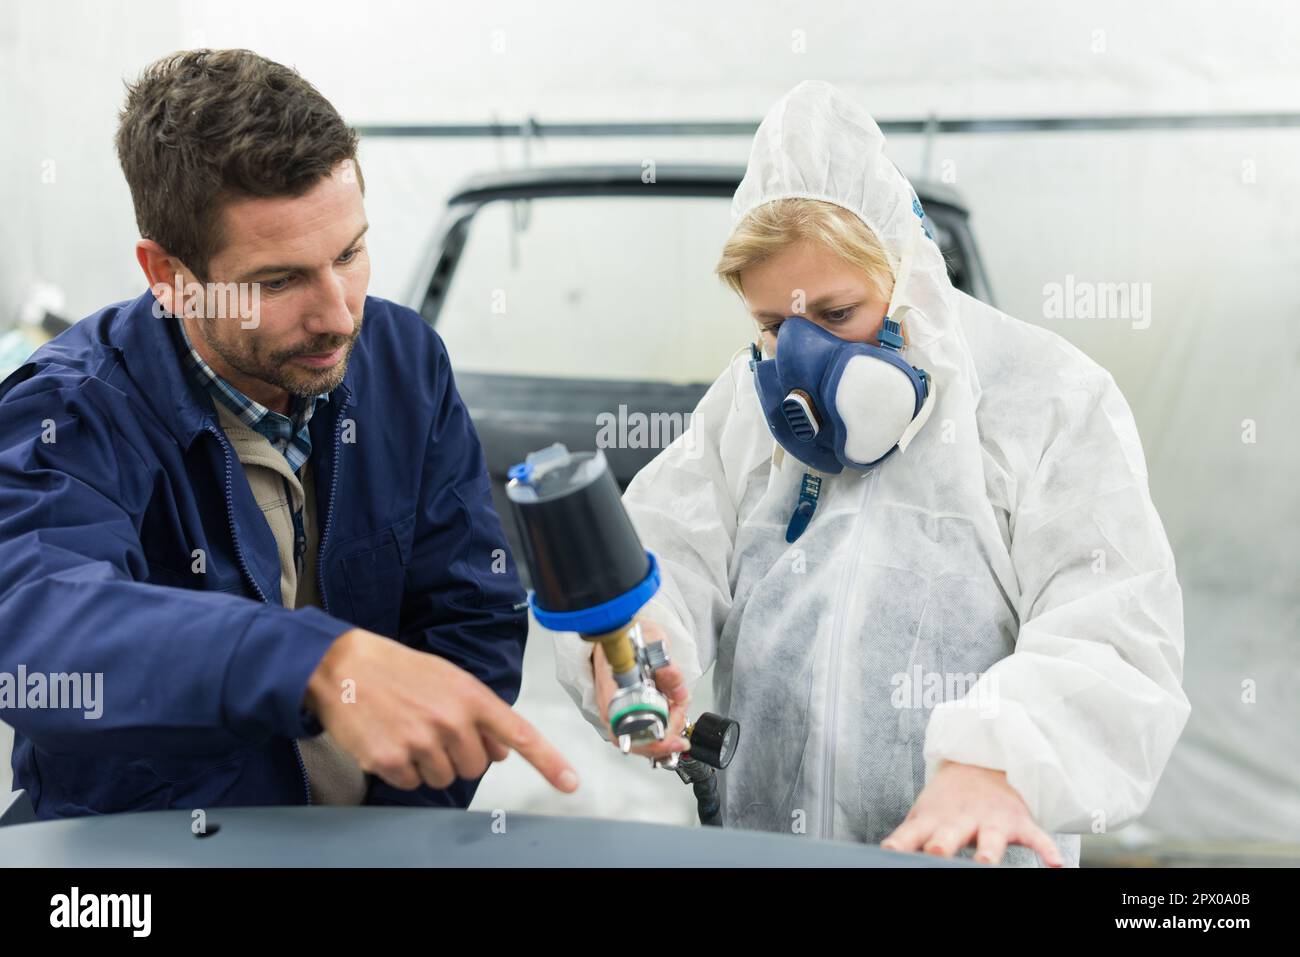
[355,112,1300,139]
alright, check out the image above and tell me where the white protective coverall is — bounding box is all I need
[555,80,1190,867]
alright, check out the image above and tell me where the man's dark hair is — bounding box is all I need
[116,48,364,281]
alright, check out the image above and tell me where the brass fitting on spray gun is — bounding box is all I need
[506,444,740,824]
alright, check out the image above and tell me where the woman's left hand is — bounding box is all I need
[880,760,1065,866]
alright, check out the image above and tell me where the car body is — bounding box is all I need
[404,164,995,574]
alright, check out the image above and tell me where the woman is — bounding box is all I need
[555,81,1189,867]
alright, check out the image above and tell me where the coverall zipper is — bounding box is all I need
[820,470,878,839]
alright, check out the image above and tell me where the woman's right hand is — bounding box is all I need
[592,618,691,761]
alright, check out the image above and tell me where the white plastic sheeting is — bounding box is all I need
[0,1,1296,841]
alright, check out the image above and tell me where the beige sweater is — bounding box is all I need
[215,403,369,805]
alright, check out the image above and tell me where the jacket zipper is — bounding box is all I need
[820,470,878,840]
[315,412,344,615]
[206,423,313,806]
[304,411,346,794]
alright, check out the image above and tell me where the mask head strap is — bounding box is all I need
[889,210,932,452]
[885,214,923,324]
[897,375,937,453]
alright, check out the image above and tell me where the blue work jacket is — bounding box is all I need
[0,290,528,818]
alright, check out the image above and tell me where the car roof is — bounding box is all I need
[445,163,970,214]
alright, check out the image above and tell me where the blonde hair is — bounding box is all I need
[715,198,894,305]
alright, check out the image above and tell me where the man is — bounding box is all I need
[0,48,578,818]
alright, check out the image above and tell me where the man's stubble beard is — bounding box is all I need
[201,315,363,398]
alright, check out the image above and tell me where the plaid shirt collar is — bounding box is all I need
[175,320,330,474]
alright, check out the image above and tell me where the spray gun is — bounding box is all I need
[505,444,740,825]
